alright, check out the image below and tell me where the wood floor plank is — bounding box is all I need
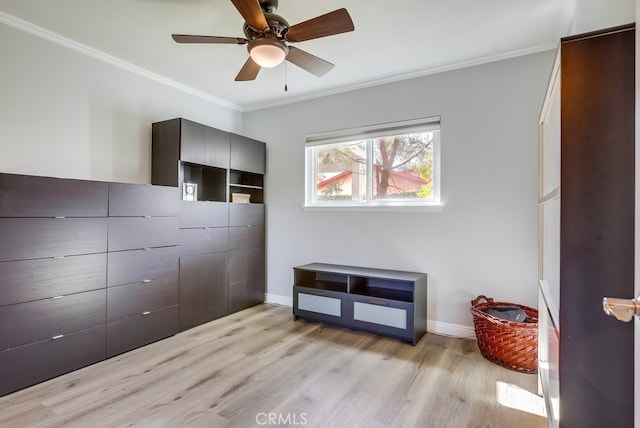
[0,304,546,428]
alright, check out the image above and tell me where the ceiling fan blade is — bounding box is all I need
[286,46,334,77]
[235,57,261,81]
[172,34,247,44]
[230,0,269,32]
[285,8,354,43]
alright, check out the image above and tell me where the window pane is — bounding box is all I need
[372,131,436,200]
[315,141,367,202]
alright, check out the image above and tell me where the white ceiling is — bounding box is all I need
[0,0,568,111]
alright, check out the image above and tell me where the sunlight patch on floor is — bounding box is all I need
[496,381,547,418]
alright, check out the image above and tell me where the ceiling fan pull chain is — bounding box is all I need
[284,61,288,92]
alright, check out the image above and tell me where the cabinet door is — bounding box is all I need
[179,252,229,330]
[0,218,107,261]
[108,183,179,217]
[106,275,179,323]
[0,324,106,397]
[229,133,265,174]
[180,227,229,257]
[0,173,108,218]
[347,294,414,342]
[229,247,264,313]
[180,119,230,169]
[179,201,228,228]
[0,253,106,306]
[107,217,179,251]
[106,305,178,358]
[107,246,179,287]
[229,203,264,227]
[6,289,106,348]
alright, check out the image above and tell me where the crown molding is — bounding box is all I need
[243,41,558,111]
[0,11,242,112]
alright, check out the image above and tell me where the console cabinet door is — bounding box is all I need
[229,133,265,174]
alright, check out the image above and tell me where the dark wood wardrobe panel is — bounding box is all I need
[179,252,229,330]
[0,218,108,262]
[230,133,266,175]
[179,201,228,228]
[5,289,106,348]
[559,26,635,428]
[228,225,265,250]
[107,217,179,251]
[0,307,8,351]
[0,324,106,397]
[228,203,264,227]
[106,305,179,358]
[107,246,179,287]
[108,182,179,217]
[0,173,108,218]
[106,274,179,323]
[229,247,265,312]
[0,253,106,306]
[180,227,229,257]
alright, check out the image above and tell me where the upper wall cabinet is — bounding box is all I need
[152,118,266,204]
[230,133,266,175]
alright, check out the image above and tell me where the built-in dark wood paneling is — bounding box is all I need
[180,119,230,169]
[0,324,106,397]
[151,119,180,188]
[559,25,635,428]
[107,246,179,287]
[0,253,106,306]
[179,227,229,257]
[179,201,228,228]
[108,183,179,217]
[228,203,264,227]
[228,247,265,312]
[5,289,106,348]
[106,274,179,323]
[0,218,108,262]
[230,133,266,175]
[107,217,179,251]
[228,225,264,250]
[0,173,108,218]
[179,252,228,330]
[0,307,8,351]
[106,305,178,358]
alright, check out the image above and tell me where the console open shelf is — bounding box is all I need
[292,263,427,345]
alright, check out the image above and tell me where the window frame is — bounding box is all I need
[304,117,442,211]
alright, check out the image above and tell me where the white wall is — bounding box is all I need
[0,21,242,184]
[243,50,556,334]
[569,0,635,34]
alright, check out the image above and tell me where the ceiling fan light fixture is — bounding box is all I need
[248,38,288,68]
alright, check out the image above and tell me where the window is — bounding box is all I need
[305,117,441,209]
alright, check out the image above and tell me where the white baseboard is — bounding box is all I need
[427,320,476,339]
[265,293,293,307]
[265,293,476,339]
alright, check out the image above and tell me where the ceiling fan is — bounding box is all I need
[172,0,354,82]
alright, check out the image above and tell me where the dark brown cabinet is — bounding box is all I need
[537,25,635,428]
[152,118,266,331]
[230,133,266,175]
[293,263,428,345]
[0,174,181,397]
[179,252,229,330]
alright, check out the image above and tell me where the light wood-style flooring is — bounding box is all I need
[0,304,546,427]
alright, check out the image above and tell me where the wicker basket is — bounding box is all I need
[470,295,538,374]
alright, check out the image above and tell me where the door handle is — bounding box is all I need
[602,294,640,322]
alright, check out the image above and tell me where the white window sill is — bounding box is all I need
[301,203,444,212]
